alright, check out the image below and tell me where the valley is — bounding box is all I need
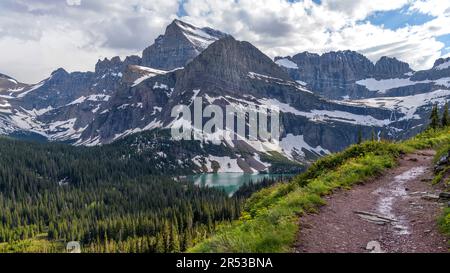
[0,18,449,254]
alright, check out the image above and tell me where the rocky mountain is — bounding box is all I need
[275,52,449,100]
[0,19,226,143]
[141,19,229,70]
[75,37,419,172]
[1,20,449,174]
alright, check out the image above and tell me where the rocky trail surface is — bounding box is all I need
[294,150,448,253]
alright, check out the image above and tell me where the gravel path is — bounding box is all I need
[294,150,448,253]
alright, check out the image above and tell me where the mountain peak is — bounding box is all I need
[374,56,412,77]
[141,19,228,70]
[174,36,291,96]
[0,72,16,81]
[51,67,69,76]
[433,57,450,70]
[190,36,289,79]
[0,72,19,91]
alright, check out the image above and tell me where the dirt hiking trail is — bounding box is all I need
[294,149,448,253]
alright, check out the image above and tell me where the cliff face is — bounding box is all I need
[373,56,412,78]
[141,19,228,70]
[276,51,448,100]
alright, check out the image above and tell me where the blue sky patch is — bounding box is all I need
[366,7,435,30]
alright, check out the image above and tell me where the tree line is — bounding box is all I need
[429,102,449,129]
[0,136,243,253]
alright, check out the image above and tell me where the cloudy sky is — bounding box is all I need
[1,0,449,83]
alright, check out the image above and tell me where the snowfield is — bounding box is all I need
[356,77,450,94]
[435,60,450,70]
[345,89,450,120]
[279,134,330,159]
[275,58,299,69]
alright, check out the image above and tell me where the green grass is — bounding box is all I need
[189,127,450,253]
[438,208,450,249]
[431,141,450,186]
[0,234,65,253]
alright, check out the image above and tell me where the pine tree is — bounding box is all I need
[169,225,181,253]
[429,104,440,129]
[442,102,449,127]
[357,128,363,144]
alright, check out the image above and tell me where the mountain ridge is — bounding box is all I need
[1,19,449,173]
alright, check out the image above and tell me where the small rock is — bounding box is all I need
[408,158,418,162]
[421,194,440,201]
[437,155,449,166]
[366,241,384,253]
[439,192,450,200]
[424,230,431,234]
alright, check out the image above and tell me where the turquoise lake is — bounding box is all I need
[186,173,292,195]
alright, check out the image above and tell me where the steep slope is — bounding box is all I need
[141,19,229,70]
[275,52,449,100]
[1,20,448,174]
[77,37,404,173]
[0,19,227,143]
[190,127,450,253]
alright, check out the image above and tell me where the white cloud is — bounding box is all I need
[66,0,81,6]
[0,0,449,83]
[181,0,450,70]
[409,0,450,16]
[0,0,180,83]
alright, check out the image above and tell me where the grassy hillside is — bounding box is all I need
[189,127,450,253]
[434,140,450,246]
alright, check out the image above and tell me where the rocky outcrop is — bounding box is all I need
[1,20,448,172]
[276,51,449,100]
[0,73,25,92]
[373,56,412,78]
[141,19,228,70]
[411,57,450,81]
[276,51,376,99]
[80,36,399,158]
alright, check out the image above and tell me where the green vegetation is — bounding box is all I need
[190,127,450,253]
[438,208,450,245]
[0,234,64,253]
[442,102,449,127]
[429,104,440,129]
[0,136,244,253]
[432,142,450,186]
[434,131,450,247]
[260,151,305,174]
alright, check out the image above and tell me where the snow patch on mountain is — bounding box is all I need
[259,98,391,127]
[279,134,330,159]
[435,60,450,70]
[174,20,223,51]
[111,119,163,142]
[193,155,244,173]
[67,94,111,106]
[357,77,450,94]
[248,72,313,93]
[16,81,45,98]
[132,66,172,87]
[275,58,299,69]
[345,89,450,121]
